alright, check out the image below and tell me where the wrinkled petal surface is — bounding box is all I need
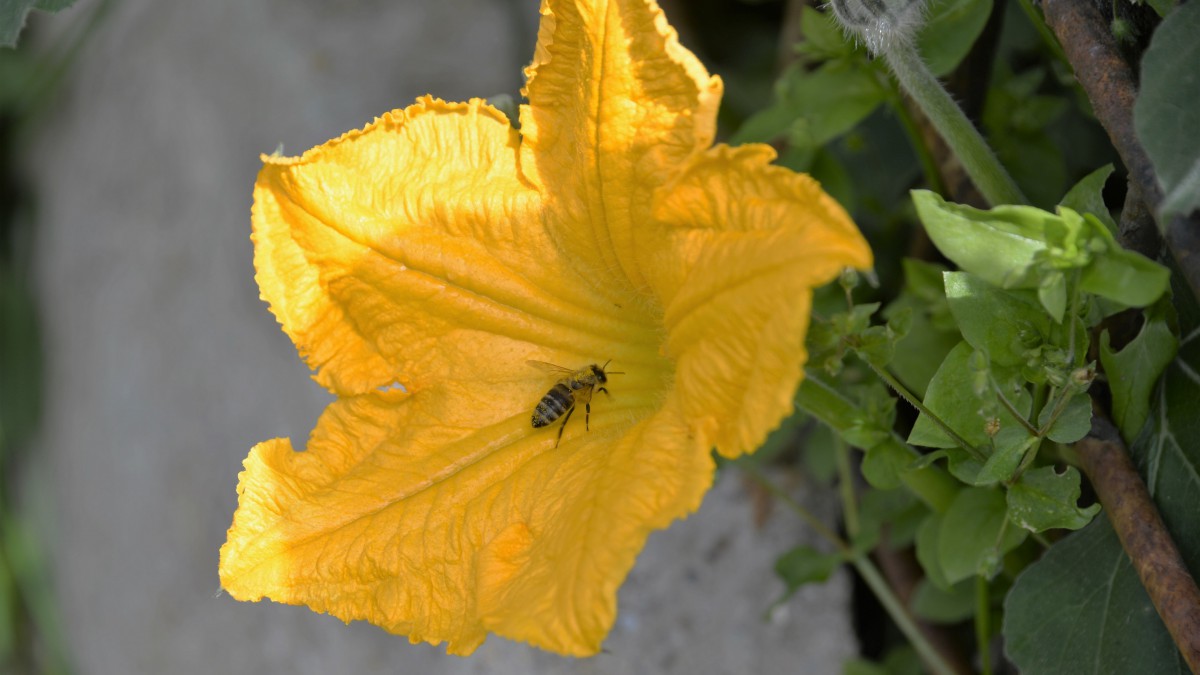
[647,144,873,456]
[520,0,722,296]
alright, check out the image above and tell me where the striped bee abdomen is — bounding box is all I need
[532,383,574,428]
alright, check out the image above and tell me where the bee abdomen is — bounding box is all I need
[532,383,574,427]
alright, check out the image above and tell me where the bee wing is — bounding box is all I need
[526,360,575,374]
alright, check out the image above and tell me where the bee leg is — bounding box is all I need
[598,387,610,398]
[585,402,591,431]
[555,407,575,448]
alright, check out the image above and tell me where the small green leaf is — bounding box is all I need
[0,0,76,47]
[774,545,843,604]
[912,578,977,623]
[908,342,1032,458]
[1059,165,1116,233]
[916,0,994,76]
[1099,298,1179,438]
[862,438,915,490]
[1037,271,1068,323]
[976,436,1038,485]
[916,513,952,589]
[733,60,885,147]
[909,450,947,470]
[1037,390,1093,444]
[944,272,1050,367]
[844,647,925,675]
[1134,0,1200,220]
[938,487,1027,583]
[797,6,856,60]
[885,262,959,397]
[943,447,986,485]
[1007,466,1100,533]
[1143,0,1177,18]
[912,190,1053,288]
[1078,245,1172,309]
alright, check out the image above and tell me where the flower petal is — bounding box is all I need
[647,144,874,457]
[520,0,723,293]
[219,376,711,656]
[253,96,654,395]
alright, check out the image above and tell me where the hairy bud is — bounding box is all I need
[828,0,927,55]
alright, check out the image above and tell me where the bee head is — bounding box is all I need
[595,359,623,383]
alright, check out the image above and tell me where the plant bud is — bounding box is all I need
[828,0,928,55]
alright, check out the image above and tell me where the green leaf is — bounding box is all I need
[908,342,1033,482]
[843,647,925,675]
[1059,165,1116,233]
[1007,466,1100,533]
[796,6,855,60]
[1004,311,1200,673]
[912,578,977,623]
[1078,244,1172,309]
[862,437,916,490]
[0,0,76,47]
[912,190,1052,288]
[942,446,988,487]
[1100,298,1179,439]
[1005,520,1188,674]
[1143,0,1177,18]
[1036,271,1068,323]
[975,436,1038,485]
[773,545,843,604]
[885,261,959,398]
[1037,390,1092,444]
[938,487,1027,583]
[944,272,1050,367]
[732,60,885,147]
[915,0,994,76]
[916,513,952,589]
[788,62,887,147]
[1134,0,1200,220]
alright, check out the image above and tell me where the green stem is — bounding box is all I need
[976,576,993,675]
[796,375,961,513]
[742,467,848,554]
[856,557,959,675]
[990,377,1040,437]
[871,364,985,462]
[882,42,1027,207]
[745,468,959,675]
[1036,387,1072,437]
[835,436,860,537]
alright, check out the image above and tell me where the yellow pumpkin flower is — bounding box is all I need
[219,0,872,657]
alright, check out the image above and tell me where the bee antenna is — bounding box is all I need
[602,359,612,369]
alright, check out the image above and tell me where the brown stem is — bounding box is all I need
[1075,415,1200,673]
[1040,0,1200,304]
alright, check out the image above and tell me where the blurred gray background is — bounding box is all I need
[19,0,853,672]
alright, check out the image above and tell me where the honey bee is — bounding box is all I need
[528,360,622,447]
